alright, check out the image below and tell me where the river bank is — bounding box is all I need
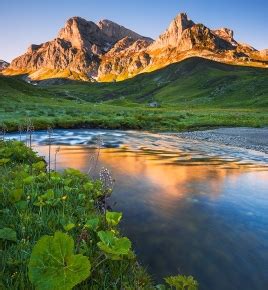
[175,127,268,154]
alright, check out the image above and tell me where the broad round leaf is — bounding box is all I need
[106,211,122,227]
[28,231,91,290]
[85,217,100,231]
[0,227,17,242]
[97,230,131,260]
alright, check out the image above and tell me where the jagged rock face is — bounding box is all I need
[58,17,110,52]
[260,49,268,57]
[213,28,235,43]
[97,19,152,43]
[9,38,100,78]
[0,60,9,71]
[6,16,152,80]
[149,14,235,53]
[150,13,194,49]
[178,24,235,51]
[105,37,137,55]
[98,38,152,81]
[4,12,268,81]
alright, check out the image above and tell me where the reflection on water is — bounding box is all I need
[7,130,268,290]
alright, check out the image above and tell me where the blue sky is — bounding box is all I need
[1,0,267,62]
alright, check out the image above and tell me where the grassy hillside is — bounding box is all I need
[0,57,268,132]
[47,57,268,108]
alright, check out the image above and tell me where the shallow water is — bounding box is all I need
[7,129,268,290]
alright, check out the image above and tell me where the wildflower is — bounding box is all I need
[62,195,67,201]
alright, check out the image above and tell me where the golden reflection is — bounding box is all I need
[34,145,268,203]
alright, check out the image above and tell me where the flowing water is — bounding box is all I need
[7,129,268,290]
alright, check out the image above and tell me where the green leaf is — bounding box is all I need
[0,158,10,165]
[23,176,35,185]
[85,217,100,231]
[155,284,167,290]
[164,275,198,290]
[0,227,17,242]
[9,188,23,203]
[28,231,91,290]
[97,230,131,260]
[106,211,122,227]
[16,200,28,210]
[64,168,84,178]
[83,182,94,191]
[34,190,56,207]
[64,223,75,232]
[40,189,54,200]
[32,161,46,172]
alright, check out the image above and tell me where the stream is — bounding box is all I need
[6,129,268,290]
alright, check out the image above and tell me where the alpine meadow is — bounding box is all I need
[1,1,268,290]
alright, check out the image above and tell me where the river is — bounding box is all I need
[6,129,268,290]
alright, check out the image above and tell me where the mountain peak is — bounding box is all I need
[58,16,106,50]
[151,12,194,49]
[0,60,9,71]
[213,27,235,43]
[97,19,152,43]
[173,12,191,23]
[66,16,88,23]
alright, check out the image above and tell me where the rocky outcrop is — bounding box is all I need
[260,49,268,57]
[3,12,268,81]
[150,13,194,49]
[98,37,152,81]
[212,28,235,43]
[0,60,9,71]
[97,19,152,43]
[58,17,110,52]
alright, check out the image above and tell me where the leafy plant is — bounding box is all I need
[9,188,23,203]
[63,223,76,232]
[106,211,122,227]
[164,275,198,290]
[85,217,100,232]
[32,160,46,172]
[97,230,132,260]
[28,231,91,290]
[0,227,17,242]
[0,158,10,165]
[23,175,35,185]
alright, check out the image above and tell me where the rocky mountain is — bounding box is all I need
[3,13,268,82]
[0,60,9,71]
[4,17,153,81]
[150,13,195,49]
[260,49,268,57]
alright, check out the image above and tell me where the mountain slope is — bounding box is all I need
[46,57,268,108]
[1,62,268,133]
[3,13,268,82]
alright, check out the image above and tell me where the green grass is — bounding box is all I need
[0,57,268,132]
[47,57,268,108]
[0,141,198,289]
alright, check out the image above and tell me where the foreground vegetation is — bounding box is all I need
[0,140,198,289]
[1,57,268,132]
